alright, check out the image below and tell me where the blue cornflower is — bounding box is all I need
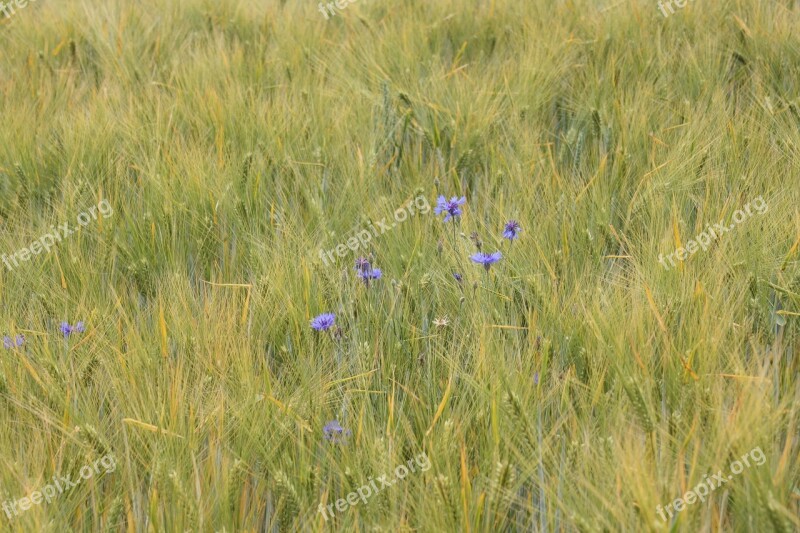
[503,220,521,241]
[470,251,502,271]
[310,313,336,331]
[322,420,351,444]
[3,334,24,349]
[453,272,463,283]
[434,196,466,222]
[60,321,85,338]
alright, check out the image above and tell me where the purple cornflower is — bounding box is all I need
[453,272,463,283]
[434,196,466,222]
[60,321,85,338]
[354,257,371,273]
[533,372,539,385]
[310,313,336,332]
[322,420,351,444]
[503,220,521,241]
[356,267,382,281]
[3,334,24,349]
[470,251,502,271]
[354,257,382,285]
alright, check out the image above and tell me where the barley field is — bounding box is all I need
[0,0,799,531]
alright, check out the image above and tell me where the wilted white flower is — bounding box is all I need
[433,316,450,328]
